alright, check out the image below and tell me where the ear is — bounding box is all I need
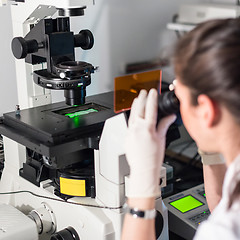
[197,94,220,127]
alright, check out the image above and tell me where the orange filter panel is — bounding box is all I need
[114,69,162,113]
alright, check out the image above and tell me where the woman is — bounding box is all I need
[121,18,240,240]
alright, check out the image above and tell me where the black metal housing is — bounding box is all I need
[0,91,180,194]
[11,17,95,105]
[0,92,115,161]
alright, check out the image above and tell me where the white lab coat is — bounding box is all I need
[194,155,240,240]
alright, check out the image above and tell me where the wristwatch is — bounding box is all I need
[198,149,225,165]
[124,203,156,219]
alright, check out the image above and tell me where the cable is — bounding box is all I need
[0,135,4,176]
[0,190,122,210]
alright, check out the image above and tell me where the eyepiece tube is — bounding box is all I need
[158,91,180,118]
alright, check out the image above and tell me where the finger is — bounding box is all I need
[145,88,158,126]
[128,97,138,127]
[135,89,147,119]
[157,114,177,138]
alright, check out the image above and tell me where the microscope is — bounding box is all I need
[0,1,180,239]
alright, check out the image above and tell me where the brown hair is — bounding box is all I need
[173,18,240,208]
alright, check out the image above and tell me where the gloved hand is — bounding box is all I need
[125,89,176,198]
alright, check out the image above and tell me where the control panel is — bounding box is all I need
[163,184,210,240]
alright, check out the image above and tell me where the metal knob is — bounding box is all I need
[11,37,40,59]
[74,29,94,50]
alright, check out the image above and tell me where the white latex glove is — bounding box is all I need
[125,89,176,198]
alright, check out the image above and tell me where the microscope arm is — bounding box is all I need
[4,0,95,109]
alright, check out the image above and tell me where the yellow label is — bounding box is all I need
[60,177,86,196]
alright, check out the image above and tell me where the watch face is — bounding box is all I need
[130,208,145,218]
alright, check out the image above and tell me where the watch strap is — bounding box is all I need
[124,204,156,219]
[198,150,225,165]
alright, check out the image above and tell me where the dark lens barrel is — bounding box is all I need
[64,87,86,106]
[158,91,180,118]
[50,226,80,240]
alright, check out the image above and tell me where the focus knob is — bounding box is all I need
[74,29,94,50]
[11,37,39,59]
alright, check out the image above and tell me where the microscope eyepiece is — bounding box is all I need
[158,91,180,119]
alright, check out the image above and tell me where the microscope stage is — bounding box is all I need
[0,92,116,157]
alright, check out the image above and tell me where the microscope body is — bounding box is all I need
[0,106,127,240]
[0,101,169,240]
[0,1,170,239]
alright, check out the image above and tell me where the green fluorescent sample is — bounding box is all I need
[65,108,98,118]
[169,195,203,213]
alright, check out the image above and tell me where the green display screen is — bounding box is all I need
[65,108,98,118]
[169,195,204,213]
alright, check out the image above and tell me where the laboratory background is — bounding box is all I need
[1,0,235,116]
[0,0,237,240]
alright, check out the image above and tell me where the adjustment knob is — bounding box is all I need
[74,29,94,50]
[11,37,39,59]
